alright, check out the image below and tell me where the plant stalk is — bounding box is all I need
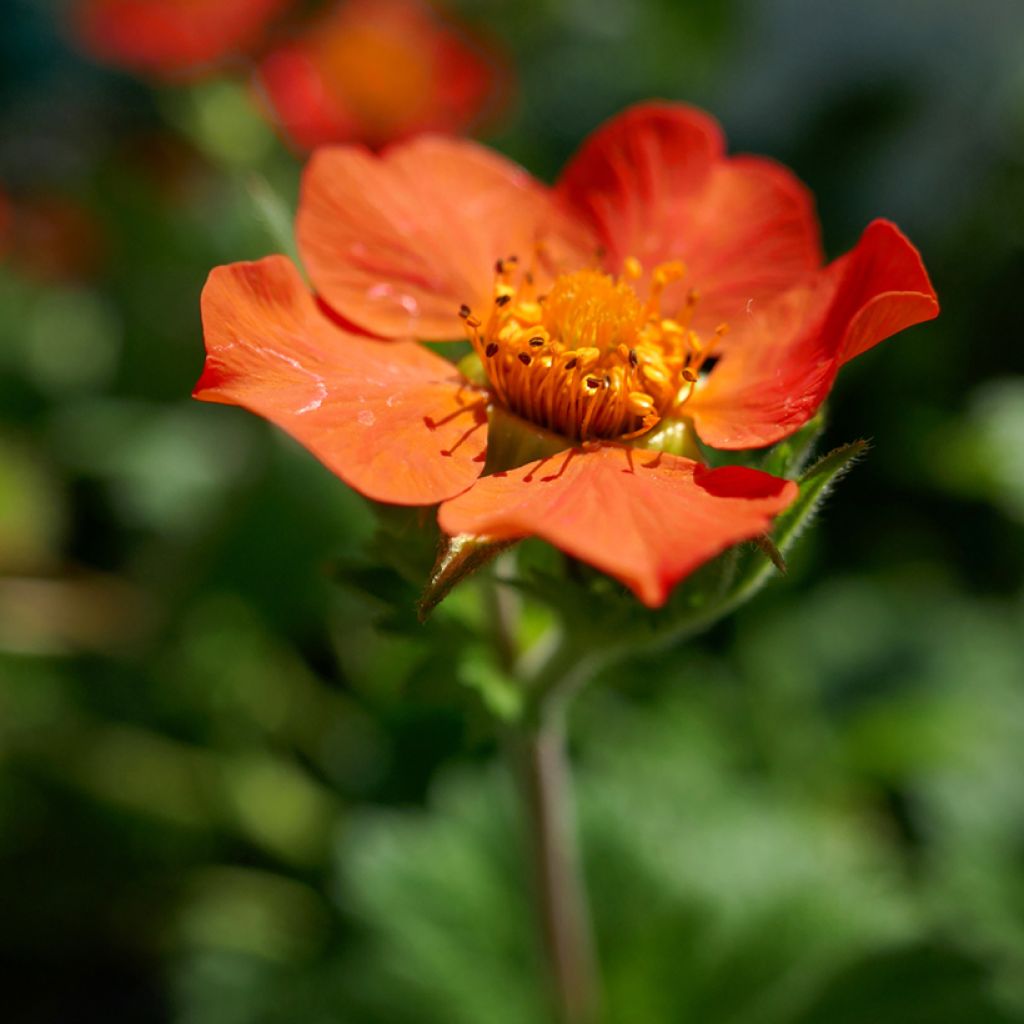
[514,698,599,1024]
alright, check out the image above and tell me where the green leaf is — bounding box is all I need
[791,945,1018,1024]
[457,647,524,722]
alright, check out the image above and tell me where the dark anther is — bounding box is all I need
[495,294,512,307]
[518,353,532,366]
[586,377,601,389]
[458,304,471,319]
[525,272,534,285]
[485,342,499,357]
[529,336,544,347]
[495,259,505,274]
[564,357,578,370]
[628,348,638,367]
[506,254,518,264]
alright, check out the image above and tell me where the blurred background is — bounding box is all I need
[2,0,1024,1020]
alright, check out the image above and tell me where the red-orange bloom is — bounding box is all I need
[255,0,506,151]
[195,103,938,606]
[74,0,287,78]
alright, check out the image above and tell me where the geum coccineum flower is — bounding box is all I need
[74,0,287,78]
[255,0,506,151]
[195,103,938,607]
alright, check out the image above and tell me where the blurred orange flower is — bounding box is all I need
[255,0,507,149]
[195,103,938,605]
[74,0,287,78]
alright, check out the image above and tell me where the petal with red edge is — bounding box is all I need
[828,219,940,364]
[688,219,939,450]
[438,445,797,607]
[297,135,592,340]
[195,254,487,505]
[556,103,821,328]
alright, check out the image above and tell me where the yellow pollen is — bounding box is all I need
[460,256,726,442]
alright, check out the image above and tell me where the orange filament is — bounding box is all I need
[460,256,726,442]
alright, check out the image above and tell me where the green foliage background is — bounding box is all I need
[2,0,1024,1020]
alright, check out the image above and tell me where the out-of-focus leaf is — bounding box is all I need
[163,80,276,167]
[929,377,1024,523]
[244,175,300,266]
[457,647,523,722]
[335,693,925,1024]
[25,286,121,394]
[791,945,1018,1024]
[0,435,65,572]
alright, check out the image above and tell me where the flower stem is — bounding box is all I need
[513,696,599,1024]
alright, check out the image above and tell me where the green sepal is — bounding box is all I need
[759,408,828,477]
[456,351,488,387]
[717,438,870,612]
[509,439,871,688]
[751,534,788,575]
[695,409,828,474]
[768,438,868,558]
[636,416,703,460]
[483,404,571,474]
[418,533,516,622]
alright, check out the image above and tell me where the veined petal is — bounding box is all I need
[557,102,723,267]
[195,254,487,505]
[667,156,823,332]
[438,445,797,607]
[688,219,939,449]
[297,135,591,340]
[556,103,820,328]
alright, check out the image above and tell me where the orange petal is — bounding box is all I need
[438,445,797,607]
[556,103,821,327]
[195,254,487,505]
[688,219,939,450]
[297,135,590,340]
[666,156,823,332]
[557,102,723,266]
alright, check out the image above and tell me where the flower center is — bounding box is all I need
[317,17,433,142]
[459,256,727,442]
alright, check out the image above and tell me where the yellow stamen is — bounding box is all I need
[460,255,726,442]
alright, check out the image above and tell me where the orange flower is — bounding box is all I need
[254,0,507,150]
[73,0,287,78]
[195,103,938,606]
